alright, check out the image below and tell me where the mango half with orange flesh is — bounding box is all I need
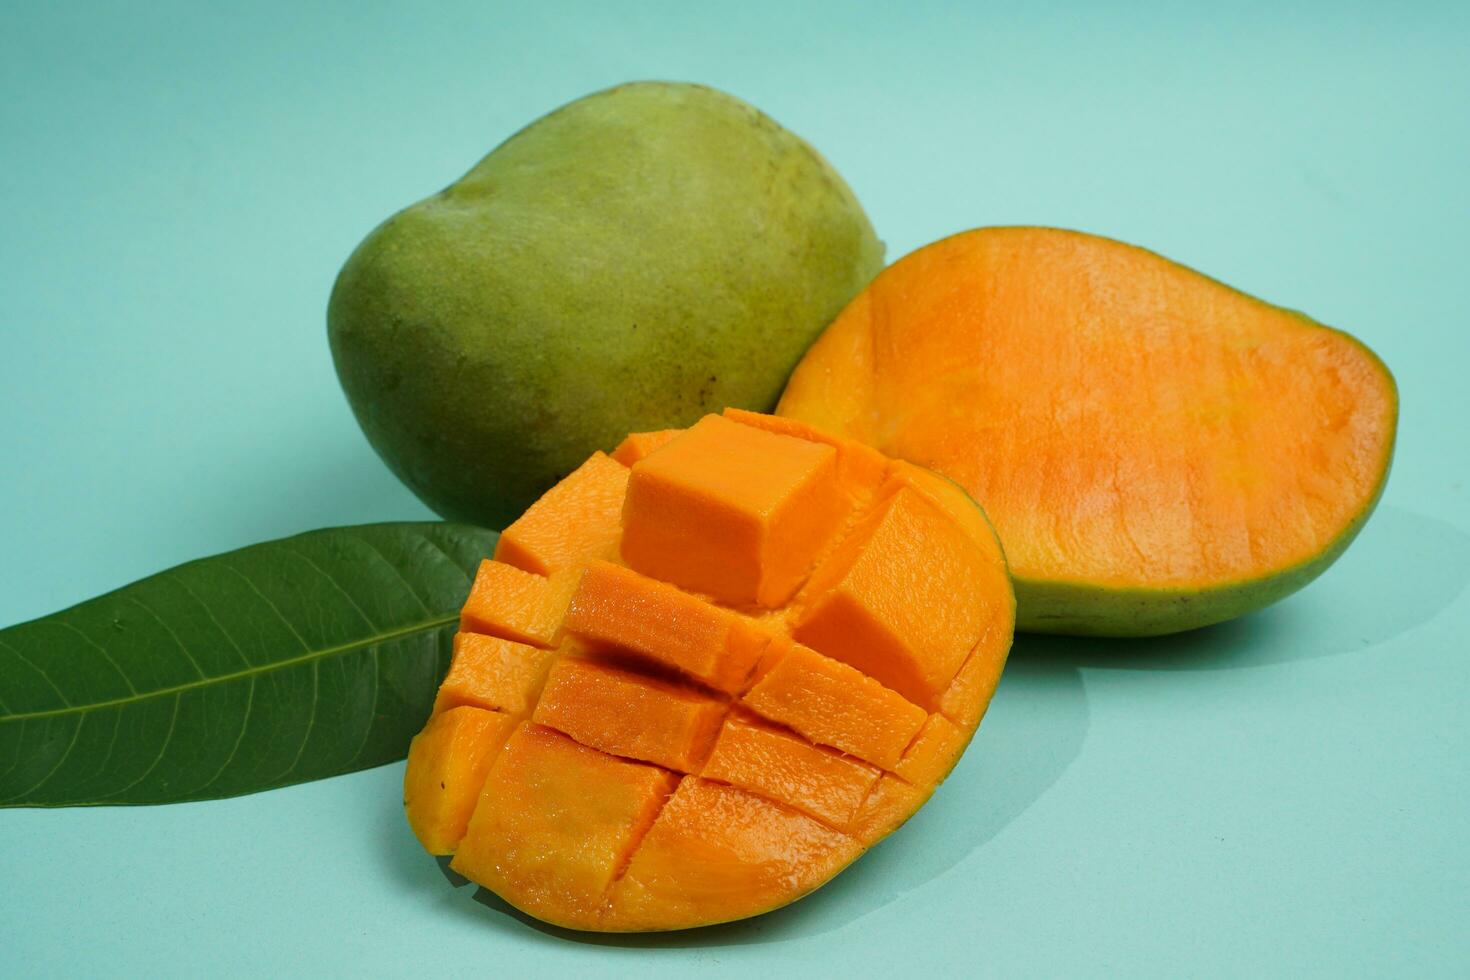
[401,410,1014,931]
[778,227,1398,636]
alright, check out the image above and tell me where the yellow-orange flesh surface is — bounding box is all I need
[402,410,1014,931]
[777,227,1398,635]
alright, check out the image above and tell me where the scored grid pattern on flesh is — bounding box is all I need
[407,411,1011,929]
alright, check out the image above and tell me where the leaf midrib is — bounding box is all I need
[0,612,458,724]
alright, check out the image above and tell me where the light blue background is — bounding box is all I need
[3,2,1467,976]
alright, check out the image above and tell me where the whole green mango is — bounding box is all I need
[328,81,884,528]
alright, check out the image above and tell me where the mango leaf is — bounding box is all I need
[0,522,496,807]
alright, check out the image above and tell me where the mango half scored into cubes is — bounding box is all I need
[401,410,1015,931]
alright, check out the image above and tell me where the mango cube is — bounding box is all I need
[620,414,848,608]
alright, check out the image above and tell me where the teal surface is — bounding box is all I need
[2,2,1466,976]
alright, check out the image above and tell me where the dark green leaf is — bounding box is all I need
[0,522,496,807]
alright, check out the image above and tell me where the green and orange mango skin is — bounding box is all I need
[328,81,883,530]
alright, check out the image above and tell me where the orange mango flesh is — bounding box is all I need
[403,410,1015,931]
[940,624,1010,729]
[620,414,851,608]
[560,560,765,694]
[453,724,679,929]
[850,775,925,840]
[777,227,1398,636]
[894,714,968,787]
[723,407,890,504]
[403,706,519,854]
[609,777,864,932]
[740,640,926,770]
[433,632,556,716]
[610,429,682,466]
[494,451,628,575]
[459,561,578,649]
[792,485,992,709]
[532,656,726,772]
[701,712,881,827]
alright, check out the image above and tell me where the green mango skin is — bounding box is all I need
[328,82,885,528]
